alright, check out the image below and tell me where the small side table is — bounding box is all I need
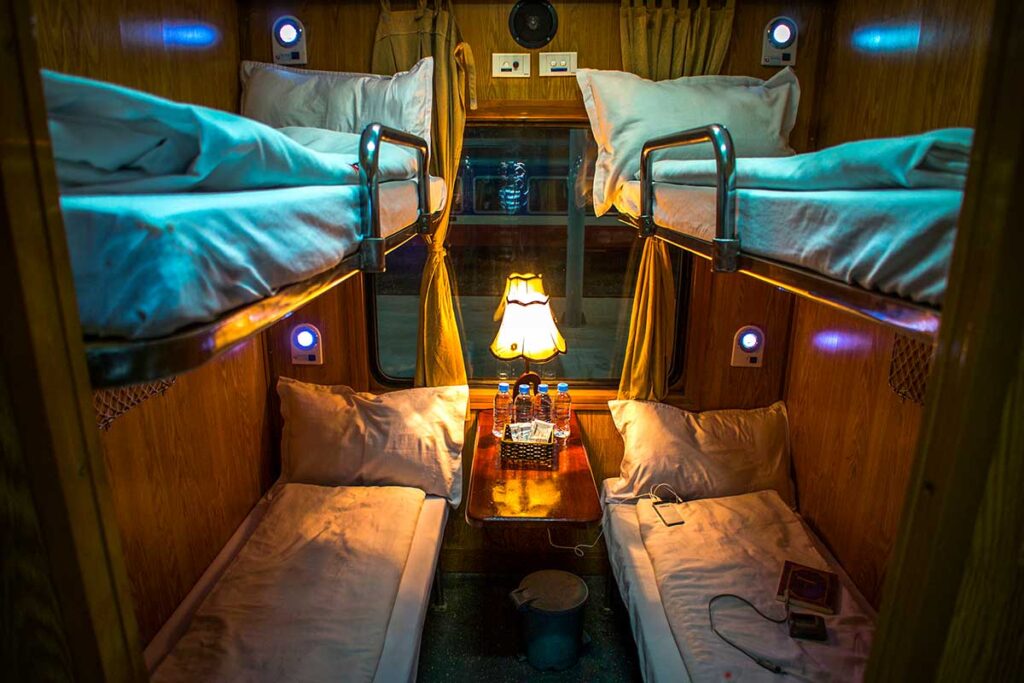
[466,410,602,527]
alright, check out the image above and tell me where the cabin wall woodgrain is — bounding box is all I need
[96,339,275,644]
[784,300,923,608]
[32,0,241,111]
[814,0,994,147]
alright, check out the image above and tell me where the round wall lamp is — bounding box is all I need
[762,16,798,66]
[731,325,765,367]
[290,323,323,365]
[272,15,307,65]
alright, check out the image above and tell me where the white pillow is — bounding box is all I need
[605,400,795,506]
[240,58,434,152]
[277,377,468,505]
[576,67,800,215]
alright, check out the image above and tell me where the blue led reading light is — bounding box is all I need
[274,17,302,47]
[767,17,797,49]
[293,325,318,350]
[740,332,761,352]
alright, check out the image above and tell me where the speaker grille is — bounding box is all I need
[509,0,558,49]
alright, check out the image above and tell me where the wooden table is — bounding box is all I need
[466,410,602,527]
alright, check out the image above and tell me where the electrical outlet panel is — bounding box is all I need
[539,52,577,76]
[492,52,531,78]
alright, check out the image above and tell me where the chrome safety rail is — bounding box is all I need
[359,123,432,272]
[639,123,738,271]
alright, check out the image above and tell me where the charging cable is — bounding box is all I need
[547,526,604,557]
[708,593,790,676]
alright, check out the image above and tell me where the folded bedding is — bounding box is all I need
[647,128,972,190]
[153,484,425,683]
[637,490,873,682]
[43,70,419,194]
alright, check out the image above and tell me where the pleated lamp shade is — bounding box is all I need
[493,272,548,322]
[490,273,566,363]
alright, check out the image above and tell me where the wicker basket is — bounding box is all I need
[499,425,556,470]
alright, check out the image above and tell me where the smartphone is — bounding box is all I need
[653,501,686,527]
[789,612,828,641]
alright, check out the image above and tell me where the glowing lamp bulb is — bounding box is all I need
[772,23,792,45]
[295,329,316,349]
[740,332,760,351]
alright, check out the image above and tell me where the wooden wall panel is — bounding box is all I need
[98,339,274,644]
[685,265,794,410]
[784,299,923,607]
[32,0,241,111]
[815,0,994,147]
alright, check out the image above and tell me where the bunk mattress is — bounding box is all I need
[602,482,875,683]
[615,181,961,307]
[148,483,448,683]
[63,177,444,339]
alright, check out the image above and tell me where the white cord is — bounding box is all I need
[613,482,684,506]
[547,526,605,557]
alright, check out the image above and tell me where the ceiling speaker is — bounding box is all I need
[509,0,558,49]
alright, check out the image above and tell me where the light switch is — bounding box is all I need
[539,51,577,77]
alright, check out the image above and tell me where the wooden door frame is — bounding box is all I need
[0,0,144,679]
[867,0,1024,677]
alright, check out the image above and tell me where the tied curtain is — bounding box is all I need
[617,0,735,400]
[373,0,476,387]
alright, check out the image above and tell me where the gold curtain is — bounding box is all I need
[617,0,735,400]
[372,0,477,387]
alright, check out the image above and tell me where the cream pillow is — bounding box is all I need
[240,58,434,151]
[278,378,467,505]
[605,400,795,506]
[576,67,800,215]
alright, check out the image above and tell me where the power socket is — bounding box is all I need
[539,52,577,76]
[492,52,531,78]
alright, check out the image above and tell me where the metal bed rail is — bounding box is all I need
[359,123,432,272]
[639,123,738,271]
[631,123,942,342]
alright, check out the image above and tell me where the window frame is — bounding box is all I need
[365,121,692,391]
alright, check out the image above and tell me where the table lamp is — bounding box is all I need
[490,273,566,393]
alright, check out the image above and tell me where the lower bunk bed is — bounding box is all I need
[602,481,876,682]
[145,482,448,683]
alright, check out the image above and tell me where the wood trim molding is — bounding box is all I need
[467,100,590,126]
[0,0,143,678]
[867,0,1024,677]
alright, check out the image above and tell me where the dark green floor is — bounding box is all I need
[417,573,643,683]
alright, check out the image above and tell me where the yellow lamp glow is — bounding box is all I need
[491,273,566,392]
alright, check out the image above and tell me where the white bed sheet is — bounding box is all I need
[601,480,876,683]
[64,177,444,339]
[145,482,448,683]
[615,180,960,307]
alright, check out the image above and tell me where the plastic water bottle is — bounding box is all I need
[553,382,572,439]
[532,383,553,422]
[514,384,533,423]
[492,382,512,438]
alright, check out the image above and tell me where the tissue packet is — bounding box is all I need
[529,420,555,443]
[508,422,534,442]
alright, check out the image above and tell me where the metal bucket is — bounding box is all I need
[510,570,589,671]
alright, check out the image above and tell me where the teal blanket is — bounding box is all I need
[647,128,973,190]
[43,70,418,194]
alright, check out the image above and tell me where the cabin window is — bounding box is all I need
[369,124,690,385]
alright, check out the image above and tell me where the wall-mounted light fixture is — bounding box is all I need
[731,325,764,367]
[290,323,323,365]
[273,15,307,65]
[762,16,798,67]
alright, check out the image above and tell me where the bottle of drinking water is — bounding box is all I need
[532,383,553,422]
[514,384,533,423]
[492,382,512,438]
[553,382,572,439]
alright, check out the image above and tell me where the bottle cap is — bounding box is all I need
[498,382,509,392]
[558,382,569,392]
[538,384,549,393]
[518,384,530,394]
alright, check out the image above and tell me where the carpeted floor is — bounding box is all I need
[417,573,643,683]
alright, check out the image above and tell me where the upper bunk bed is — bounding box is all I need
[44,68,445,388]
[616,125,963,344]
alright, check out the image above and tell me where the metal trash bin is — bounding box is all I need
[509,570,589,671]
